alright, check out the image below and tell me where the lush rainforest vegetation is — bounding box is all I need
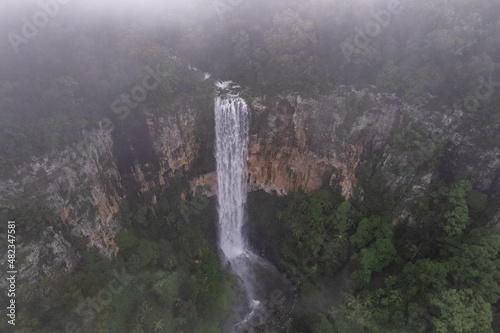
[0,0,499,332]
[248,174,500,332]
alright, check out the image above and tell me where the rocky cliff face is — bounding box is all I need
[1,84,499,290]
[0,102,209,291]
[0,128,121,290]
[246,86,500,206]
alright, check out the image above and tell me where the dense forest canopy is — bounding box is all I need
[0,0,499,176]
[0,0,499,332]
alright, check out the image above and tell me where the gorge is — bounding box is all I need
[1,1,500,331]
[2,83,498,332]
[215,83,294,332]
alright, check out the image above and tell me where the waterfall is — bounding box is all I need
[215,82,295,332]
[214,82,261,315]
[215,94,250,261]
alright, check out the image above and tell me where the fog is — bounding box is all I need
[0,0,214,76]
[0,0,500,332]
[0,0,204,16]
[0,0,210,33]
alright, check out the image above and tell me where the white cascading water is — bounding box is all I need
[214,83,261,320]
[215,94,249,262]
[215,82,295,332]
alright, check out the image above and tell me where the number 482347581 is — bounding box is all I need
[7,221,15,266]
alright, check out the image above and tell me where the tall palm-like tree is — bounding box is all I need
[154,319,166,332]
[322,200,334,212]
[292,227,303,240]
[174,297,184,309]
[334,231,349,244]
[130,316,145,333]
[138,301,150,322]
[405,240,422,260]
[131,324,145,333]
[175,316,187,325]
[389,290,404,305]
[362,294,374,309]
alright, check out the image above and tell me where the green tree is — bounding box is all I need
[376,60,403,93]
[446,228,500,303]
[431,289,493,333]
[115,231,139,253]
[360,238,397,282]
[136,239,160,265]
[467,190,487,212]
[2,184,57,235]
[350,216,392,249]
[313,313,334,333]
[331,294,375,333]
[259,9,325,94]
[333,200,352,233]
[152,271,181,308]
[442,180,472,241]
[401,259,448,298]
